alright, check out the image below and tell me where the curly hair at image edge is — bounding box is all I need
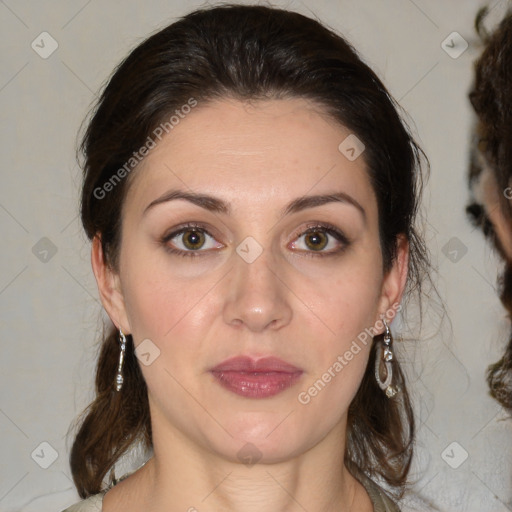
[69,4,433,500]
[467,7,512,412]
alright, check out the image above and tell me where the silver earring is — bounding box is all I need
[115,329,127,392]
[375,319,399,398]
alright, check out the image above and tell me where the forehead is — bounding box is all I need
[125,98,377,218]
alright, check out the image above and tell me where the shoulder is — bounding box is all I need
[61,468,137,512]
[61,493,104,512]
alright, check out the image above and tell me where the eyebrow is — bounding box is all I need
[143,189,366,222]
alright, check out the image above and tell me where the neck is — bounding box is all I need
[106,420,371,512]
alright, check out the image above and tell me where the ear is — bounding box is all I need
[91,235,131,334]
[375,234,409,327]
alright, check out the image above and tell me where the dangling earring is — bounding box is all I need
[375,318,399,398]
[115,329,127,392]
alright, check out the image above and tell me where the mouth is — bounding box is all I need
[210,356,303,399]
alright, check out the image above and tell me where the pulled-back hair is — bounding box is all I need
[467,8,512,412]
[71,4,429,499]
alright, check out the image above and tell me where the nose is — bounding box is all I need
[222,246,293,332]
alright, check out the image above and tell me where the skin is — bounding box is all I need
[92,98,409,512]
[476,161,512,261]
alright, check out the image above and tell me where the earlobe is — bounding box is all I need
[377,234,409,324]
[91,235,131,333]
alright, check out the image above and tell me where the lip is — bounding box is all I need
[210,356,303,399]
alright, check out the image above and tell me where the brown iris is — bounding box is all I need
[182,229,205,250]
[304,230,328,251]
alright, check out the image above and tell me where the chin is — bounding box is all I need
[207,412,314,465]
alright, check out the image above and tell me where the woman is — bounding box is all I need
[467,8,512,412]
[63,4,429,511]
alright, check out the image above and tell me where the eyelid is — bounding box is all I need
[291,221,349,240]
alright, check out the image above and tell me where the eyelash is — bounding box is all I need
[160,222,350,259]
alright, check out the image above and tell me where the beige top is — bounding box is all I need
[61,471,399,512]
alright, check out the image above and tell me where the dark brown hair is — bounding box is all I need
[467,8,512,412]
[71,4,429,499]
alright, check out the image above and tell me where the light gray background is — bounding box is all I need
[1,0,512,511]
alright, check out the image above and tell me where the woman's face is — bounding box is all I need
[94,98,407,464]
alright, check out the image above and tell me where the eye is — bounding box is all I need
[161,223,223,257]
[161,221,350,259]
[289,223,350,256]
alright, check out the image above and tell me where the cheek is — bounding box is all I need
[292,253,383,344]
[120,262,218,403]
[122,265,214,341]
[291,252,383,398]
